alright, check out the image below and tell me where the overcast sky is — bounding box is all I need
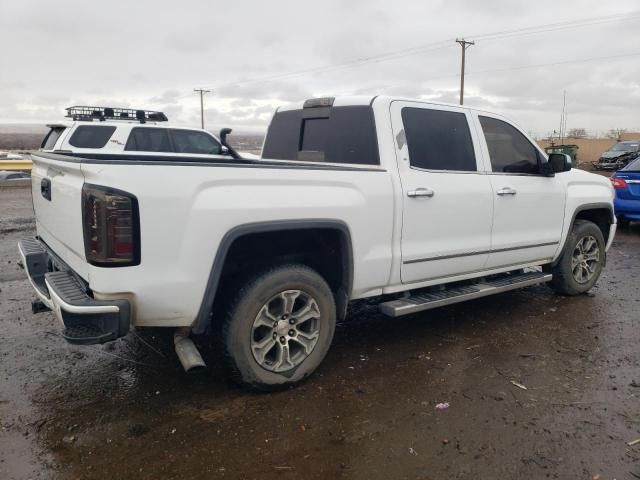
[1,0,639,137]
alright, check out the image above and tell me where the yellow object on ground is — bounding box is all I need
[0,158,32,171]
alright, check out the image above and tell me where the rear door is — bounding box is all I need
[32,127,89,278]
[391,101,494,283]
[473,113,566,269]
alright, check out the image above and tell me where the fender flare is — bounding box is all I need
[191,219,354,334]
[553,202,614,266]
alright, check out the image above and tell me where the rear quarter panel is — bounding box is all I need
[80,162,395,326]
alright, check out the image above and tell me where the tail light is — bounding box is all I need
[82,184,140,267]
[610,177,627,189]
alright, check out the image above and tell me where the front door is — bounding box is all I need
[472,113,566,269]
[391,101,494,283]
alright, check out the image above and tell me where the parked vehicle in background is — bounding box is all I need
[19,98,616,390]
[593,141,640,171]
[611,157,640,226]
[37,106,241,160]
[0,170,31,181]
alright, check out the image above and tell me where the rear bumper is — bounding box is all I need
[18,237,130,345]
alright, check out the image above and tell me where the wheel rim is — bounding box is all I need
[250,290,321,373]
[571,235,600,284]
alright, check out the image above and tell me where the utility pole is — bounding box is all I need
[455,38,474,105]
[193,88,211,129]
[560,90,567,143]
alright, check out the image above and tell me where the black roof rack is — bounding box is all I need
[65,106,168,123]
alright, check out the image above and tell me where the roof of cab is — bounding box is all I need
[276,95,501,116]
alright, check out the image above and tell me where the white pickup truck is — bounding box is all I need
[20,98,616,390]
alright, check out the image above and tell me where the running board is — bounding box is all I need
[379,271,552,317]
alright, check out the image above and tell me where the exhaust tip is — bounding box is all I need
[174,329,206,373]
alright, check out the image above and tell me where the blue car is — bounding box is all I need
[611,157,640,226]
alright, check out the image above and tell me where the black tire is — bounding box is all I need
[221,264,336,391]
[549,219,605,296]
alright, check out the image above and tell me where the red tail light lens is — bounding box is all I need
[610,177,627,189]
[82,184,140,267]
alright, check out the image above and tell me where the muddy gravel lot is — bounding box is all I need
[1,186,639,480]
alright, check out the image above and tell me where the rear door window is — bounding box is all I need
[262,106,379,165]
[41,127,66,150]
[125,127,172,152]
[479,116,541,174]
[68,125,116,148]
[170,129,221,154]
[401,107,477,171]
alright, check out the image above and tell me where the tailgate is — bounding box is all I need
[30,152,90,280]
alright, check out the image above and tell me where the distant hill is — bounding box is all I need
[0,132,45,150]
[227,134,264,154]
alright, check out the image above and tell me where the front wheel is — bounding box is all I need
[221,264,336,390]
[549,219,605,296]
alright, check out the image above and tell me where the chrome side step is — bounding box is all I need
[379,271,552,317]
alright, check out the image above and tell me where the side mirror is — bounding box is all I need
[220,145,229,155]
[548,153,572,173]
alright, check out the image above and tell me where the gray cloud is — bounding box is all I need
[0,0,639,136]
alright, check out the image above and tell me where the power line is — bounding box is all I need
[211,11,640,91]
[362,50,640,93]
[470,11,640,42]
[465,50,640,77]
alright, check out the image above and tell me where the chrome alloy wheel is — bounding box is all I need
[571,235,600,284]
[250,290,321,372]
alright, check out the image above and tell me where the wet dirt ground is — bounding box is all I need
[1,186,639,480]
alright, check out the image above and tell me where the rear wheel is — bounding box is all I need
[221,264,336,390]
[549,220,605,296]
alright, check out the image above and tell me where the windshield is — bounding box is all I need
[610,142,639,152]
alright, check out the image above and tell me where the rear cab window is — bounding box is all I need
[68,125,116,148]
[262,105,380,165]
[401,107,477,172]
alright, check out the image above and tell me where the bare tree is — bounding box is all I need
[607,128,627,141]
[567,128,587,139]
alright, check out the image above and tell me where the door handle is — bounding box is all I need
[496,187,517,196]
[407,187,435,198]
